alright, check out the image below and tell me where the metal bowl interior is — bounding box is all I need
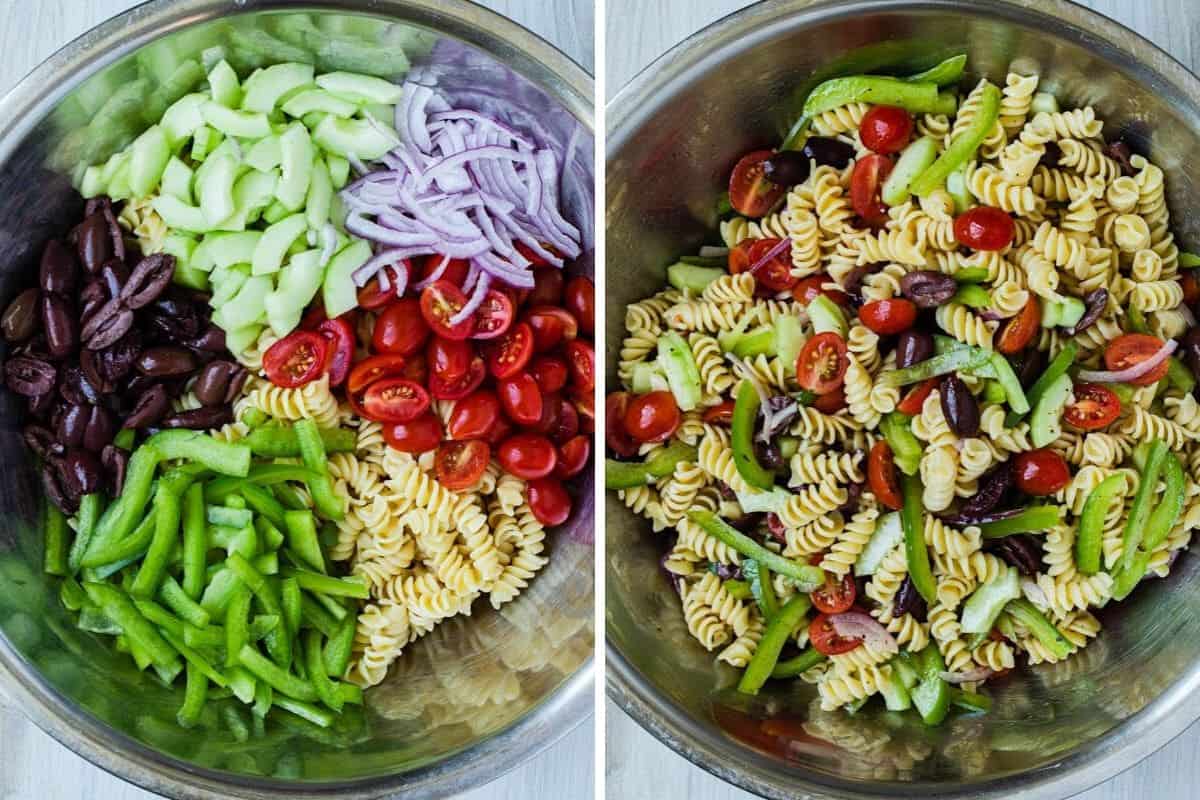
[0,2,593,798]
[607,1,1200,798]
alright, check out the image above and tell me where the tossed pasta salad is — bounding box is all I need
[605,53,1200,725]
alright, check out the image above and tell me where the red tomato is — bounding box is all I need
[525,306,578,352]
[526,478,572,526]
[1181,271,1200,307]
[428,355,486,400]
[606,392,638,456]
[515,241,555,268]
[400,351,428,385]
[565,276,595,334]
[574,389,595,434]
[347,354,408,394]
[859,299,917,335]
[299,302,327,331]
[1013,449,1071,496]
[859,105,914,154]
[812,385,847,414]
[811,573,857,614]
[447,390,501,440]
[1105,333,1170,386]
[850,153,893,227]
[382,414,443,453]
[527,391,563,436]
[729,150,787,218]
[795,332,848,394]
[555,435,590,478]
[498,372,543,426]
[565,339,595,392]
[485,416,514,447]
[728,239,756,275]
[420,280,474,340]
[357,270,405,310]
[427,336,474,383]
[743,238,794,292]
[809,614,862,656]
[497,433,558,479]
[316,318,354,387]
[373,298,429,355]
[897,378,939,416]
[486,321,534,380]
[868,440,903,510]
[702,401,736,426]
[472,289,515,340]
[362,378,430,423]
[434,440,490,490]
[996,296,1041,355]
[263,331,328,388]
[552,398,581,443]
[418,256,469,288]
[954,206,1015,251]
[623,390,681,443]
[528,267,565,307]
[1064,383,1122,431]
[529,355,569,394]
[791,275,849,307]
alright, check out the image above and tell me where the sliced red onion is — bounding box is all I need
[747,237,790,276]
[726,353,771,412]
[699,246,730,259]
[828,611,898,655]
[1077,338,1176,383]
[939,668,994,684]
[450,273,491,325]
[353,247,437,286]
[414,146,532,192]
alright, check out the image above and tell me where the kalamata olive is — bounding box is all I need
[78,349,114,395]
[79,281,108,327]
[716,481,738,501]
[100,202,126,264]
[28,392,54,420]
[4,356,56,396]
[801,136,855,169]
[762,151,811,186]
[124,384,169,429]
[60,448,102,497]
[940,374,979,437]
[97,331,142,385]
[1102,140,1136,176]
[193,360,242,406]
[766,512,787,544]
[99,259,128,299]
[23,425,62,460]
[900,270,958,308]
[186,325,226,353]
[41,463,75,514]
[841,263,882,303]
[82,404,116,452]
[41,293,78,358]
[710,562,744,581]
[136,346,196,377]
[1040,140,1062,169]
[1011,348,1046,390]
[160,406,234,430]
[839,481,865,514]
[58,364,100,406]
[2,288,40,343]
[895,330,934,369]
[56,403,88,448]
[727,512,765,533]
[120,253,176,310]
[84,196,110,218]
[755,439,785,471]
[989,535,1042,576]
[960,462,1013,518]
[75,213,111,275]
[83,304,134,351]
[1182,327,1200,385]
[1067,288,1109,336]
[893,576,926,620]
[101,444,129,495]
[39,239,78,295]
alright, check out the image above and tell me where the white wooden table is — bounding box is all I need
[0,2,593,799]
[605,0,1200,798]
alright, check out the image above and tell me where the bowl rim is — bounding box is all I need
[0,1,594,798]
[606,1,1200,798]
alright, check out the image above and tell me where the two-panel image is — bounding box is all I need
[0,1,1195,799]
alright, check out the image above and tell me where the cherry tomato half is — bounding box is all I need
[362,378,431,423]
[796,332,848,394]
[530,355,569,394]
[373,298,429,356]
[472,289,515,340]
[565,276,595,334]
[527,477,572,526]
[487,321,534,379]
[728,239,756,275]
[812,385,847,414]
[574,389,595,434]
[1105,333,1170,386]
[792,275,849,307]
[702,400,736,426]
[860,105,913,154]
[868,440,903,510]
[357,270,405,310]
[1013,449,1071,496]
[528,391,563,436]
[850,153,893,227]
[606,392,639,457]
[996,296,1041,355]
[747,238,796,292]
[498,372,543,426]
[516,241,556,269]
[447,390,501,440]
[317,318,355,387]
[420,280,474,340]
[497,433,558,479]
[1064,383,1121,431]
[809,614,862,656]
[623,390,681,443]
[428,336,474,383]
[811,572,857,615]
[528,267,565,307]
[859,299,917,335]
[347,354,408,394]
[553,397,581,444]
[730,150,788,218]
[525,306,578,353]
[565,339,595,392]
[954,206,1015,251]
[263,331,328,388]
[897,377,939,416]
[428,355,486,401]
[418,256,469,288]
[434,439,490,491]
[382,414,443,453]
[555,435,590,479]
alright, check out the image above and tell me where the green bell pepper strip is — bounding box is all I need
[605,441,698,489]
[1005,343,1079,427]
[235,483,285,530]
[902,475,937,604]
[181,484,207,600]
[323,614,356,678]
[743,559,777,619]
[1125,303,1149,334]
[281,577,303,639]
[162,629,228,688]
[1112,450,1186,599]
[1167,357,1197,394]
[60,576,87,611]
[988,354,1030,414]
[879,346,993,386]
[911,81,1001,196]
[978,505,1062,538]
[82,445,160,565]
[243,425,357,458]
[732,380,776,490]
[902,54,967,85]
[960,567,1019,634]
[982,380,1007,405]
[1075,475,1125,574]
[1179,253,1200,268]
[159,576,211,629]
[770,648,826,679]
[177,662,209,728]
[146,430,251,476]
[952,267,991,284]
[301,594,340,637]
[225,585,253,668]
[282,567,369,599]
[274,696,335,728]
[67,493,104,574]
[84,582,177,668]
[689,511,826,587]
[952,284,991,308]
[305,629,343,712]
[131,598,186,640]
[227,551,283,615]
[131,472,192,598]
[881,413,922,476]
[737,594,812,695]
[294,419,344,521]
[722,579,753,601]
[283,510,326,574]
[237,644,318,702]
[803,76,944,118]
[951,688,992,713]
[44,504,70,577]
[1006,599,1073,660]
[911,644,950,725]
[1118,439,1168,574]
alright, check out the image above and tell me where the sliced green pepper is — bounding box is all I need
[771,648,826,679]
[902,474,936,604]
[732,380,776,490]
[737,594,812,695]
[1113,448,1185,599]
[881,413,922,476]
[902,54,967,86]
[722,579,753,601]
[605,441,698,490]
[1075,474,1125,574]
[804,76,944,118]
[689,511,825,587]
[1167,357,1197,394]
[879,346,993,386]
[744,559,777,619]
[952,284,991,309]
[1006,599,1073,660]
[951,688,992,713]
[911,81,1001,196]
[988,354,1030,415]
[1006,343,1078,427]
[978,505,1062,538]
[952,267,991,284]
[911,644,950,725]
[1126,303,1149,334]
[1118,439,1167,574]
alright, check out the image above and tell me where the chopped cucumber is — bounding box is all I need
[879,668,913,712]
[241,62,315,113]
[160,157,195,204]
[207,60,242,108]
[808,294,847,338]
[233,170,279,223]
[961,566,1020,634]
[311,116,397,161]
[281,89,359,119]
[667,262,725,293]
[129,125,172,198]
[152,195,208,233]
[731,327,776,359]
[658,332,704,412]
[315,71,404,104]
[219,275,273,330]
[953,284,991,309]
[264,250,324,334]
[194,231,263,272]
[276,123,315,211]
[245,136,282,172]
[881,136,939,206]
[854,512,902,577]
[161,93,208,148]
[201,102,272,139]
[774,315,804,377]
[196,154,240,227]
[946,163,971,213]
[734,486,792,515]
[224,324,264,356]
[322,239,372,318]
[252,214,308,275]
[305,158,333,231]
[190,125,221,162]
[1030,372,1072,448]
[631,362,670,394]
[325,155,350,189]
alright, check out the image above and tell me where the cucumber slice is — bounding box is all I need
[1030,372,1073,448]
[262,200,291,225]
[323,239,372,318]
[1031,92,1059,114]
[152,195,208,233]
[201,102,272,140]
[160,157,195,204]
[245,136,282,172]
[80,166,105,198]
[881,136,939,206]
[211,264,251,307]
[325,155,350,189]
[312,116,397,161]
[657,331,704,412]
[953,284,991,309]
[161,93,208,148]
[315,71,403,104]
[220,275,273,330]
[207,60,242,108]
[281,89,358,119]
[160,232,197,268]
[305,157,333,231]
[1056,297,1086,329]
[774,315,804,376]
[106,159,133,201]
[190,125,222,162]
[129,125,172,198]
[960,567,1020,634]
[196,154,240,227]
[241,62,315,113]
[276,123,315,211]
[945,163,971,214]
[731,327,776,359]
[233,170,279,223]
[734,486,792,515]
[252,214,308,276]
[1041,299,1062,328]
[666,262,724,293]
[195,231,263,272]
[264,249,324,335]
[808,294,848,337]
[854,512,901,577]
[224,324,264,357]
[630,362,669,394]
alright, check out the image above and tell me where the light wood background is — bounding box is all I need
[605,0,1200,798]
[0,2,593,799]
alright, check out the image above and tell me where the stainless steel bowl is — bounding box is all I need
[607,1,1200,797]
[0,2,593,798]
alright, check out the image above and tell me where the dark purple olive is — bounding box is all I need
[97,331,142,385]
[766,513,787,544]
[81,404,116,452]
[895,330,934,369]
[989,535,1042,576]
[124,384,170,429]
[716,481,738,501]
[100,202,126,264]
[75,213,111,275]
[39,239,78,295]
[41,463,75,514]
[840,264,881,303]
[56,403,88,448]
[940,374,979,437]
[958,463,1014,519]
[28,391,54,420]
[4,356,56,396]
[23,425,62,461]
[1066,289,1109,336]
[727,512,765,533]
[79,281,108,327]
[900,270,958,308]
[1011,348,1046,390]
[84,196,110,219]
[893,577,927,621]
[801,136,855,169]
[159,406,233,430]
[762,151,811,186]
[1182,327,1200,385]
[41,294,78,359]
[1040,140,1063,169]
[60,449,102,497]
[2,288,40,343]
[135,346,197,377]
[193,360,245,406]
[1102,140,1136,176]
[101,444,129,495]
[58,363,101,406]
[710,562,744,581]
[120,254,175,310]
[839,481,865,514]
[78,349,114,395]
[99,259,128,299]
[186,325,227,353]
[81,301,134,351]
[755,439,785,471]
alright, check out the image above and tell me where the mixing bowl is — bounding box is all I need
[606,1,1200,797]
[0,2,593,798]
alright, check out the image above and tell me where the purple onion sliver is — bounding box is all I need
[450,273,491,325]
